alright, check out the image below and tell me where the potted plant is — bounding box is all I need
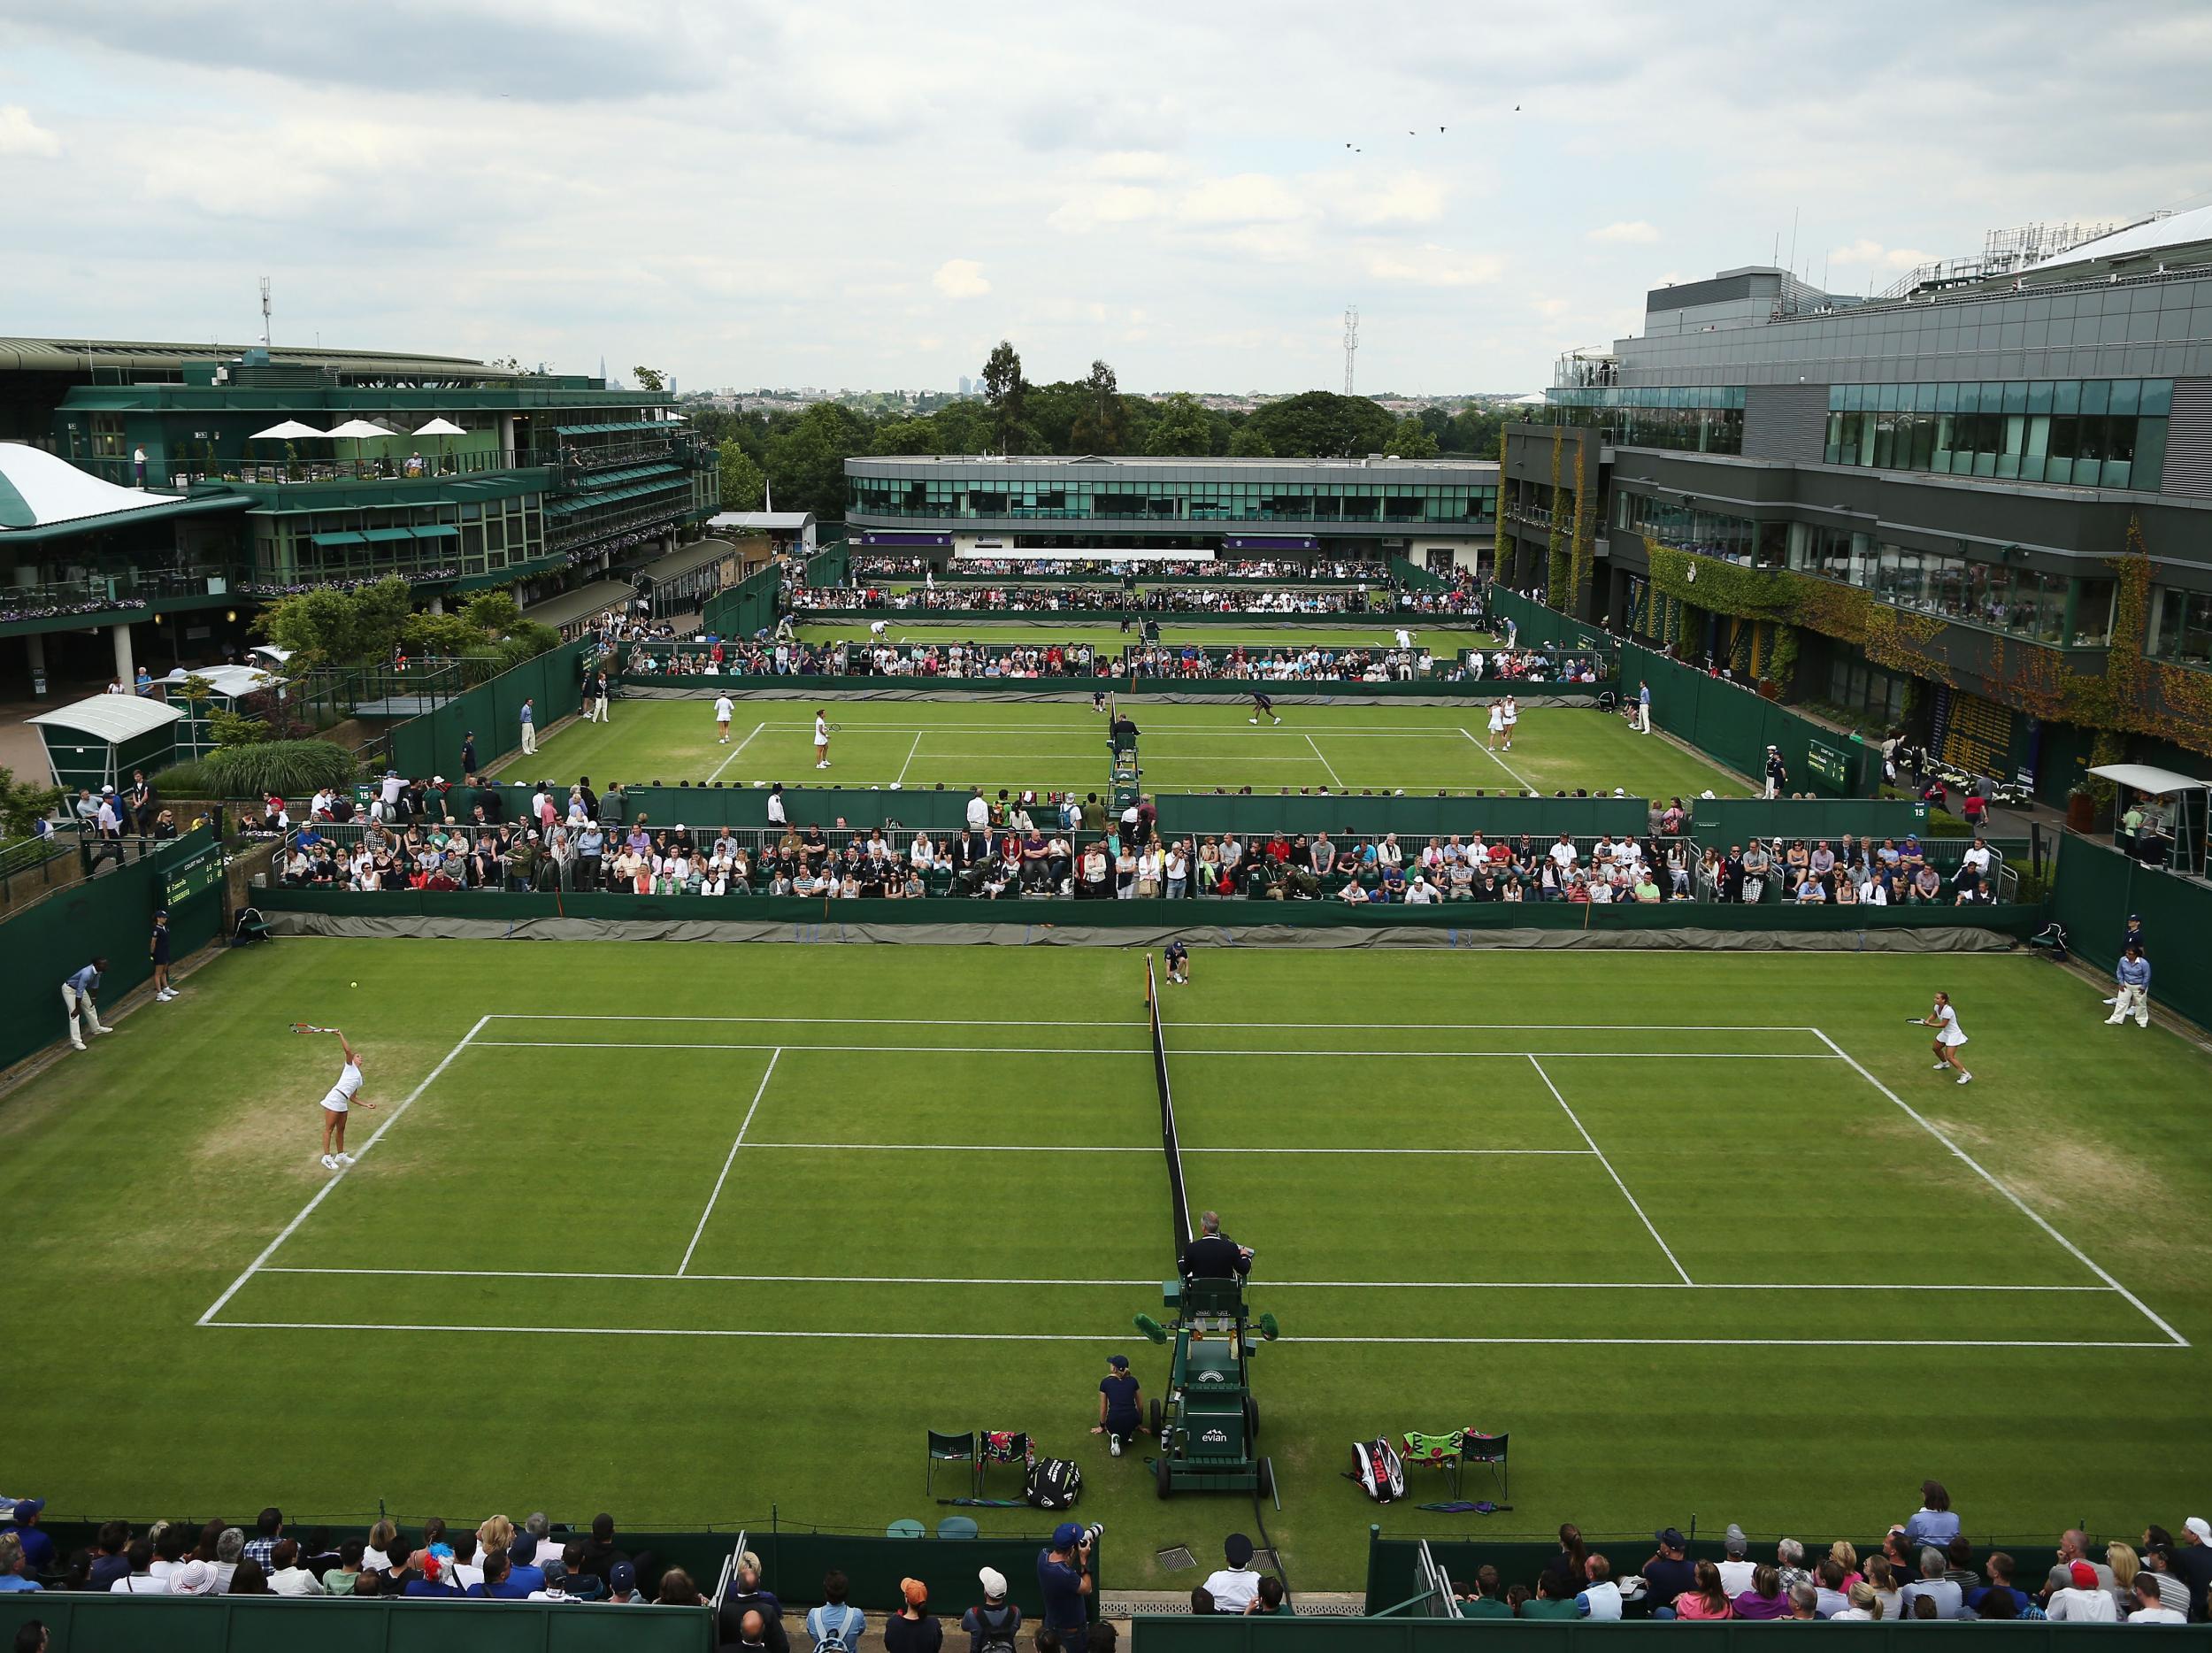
[2065,781,2100,834]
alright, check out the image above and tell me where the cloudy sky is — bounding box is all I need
[4,1,2208,396]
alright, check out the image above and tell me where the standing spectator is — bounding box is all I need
[808,1571,868,1651]
[2108,945,2153,1027]
[884,1580,943,1653]
[1763,745,1788,798]
[724,1552,788,1653]
[1038,1525,1094,1644]
[519,696,537,755]
[960,1567,1021,1653]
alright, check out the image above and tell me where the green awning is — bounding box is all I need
[310,531,367,547]
[572,462,680,490]
[410,524,459,540]
[359,527,416,543]
[551,419,679,436]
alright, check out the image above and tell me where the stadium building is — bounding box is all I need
[0,338,719,692]
[1501,209,2212,802]
[844,453,1498,574]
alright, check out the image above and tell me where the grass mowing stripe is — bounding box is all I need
[1459,724,1537,793]
[704,721,767,785]
[197,1013,491,1326]
[1527,1053,1694,1286]
[202,1319,2180,1350]
[1809,1026,2191,1348]
[677,1048,780,1276]
[257,1266,2119,1293]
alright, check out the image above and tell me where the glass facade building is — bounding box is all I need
[847,457,1497,537]
[1823,379,2170,488]
[1526,386,1744,454]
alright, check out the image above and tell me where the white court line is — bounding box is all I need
[677,1049,782,1276]
[467,1040,1840,1060]
[1528,1054,1694,1286]
[1302,733,1346,788]
[704,721,766,785]
[257,1265,2117,1294]
[196,1014,492,1327]
[1809,1027,2190,1349]
[1459,725,1537,793]
[739,1142,1595,1156]
[201,1320,2181,1350]
[489,1016,1822,1031]
[892,732,925,785]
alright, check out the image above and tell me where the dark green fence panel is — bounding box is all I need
[0,826,225,1070]
[702,565,781,639]
[2049,831,2212,1030]
[1158,794,1648,840]
[747,1528,1100,1619]
[1133,1618,2163,1653]
[0,1594,713,1652]
[1618,642,1878,797]
[807,543,850,588]
[388,638,597,780]
[1690,797,1930,842]
[258,884,2043,940]
[1484,587,1607,652]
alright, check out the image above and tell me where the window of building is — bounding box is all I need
[1824,380,2170,490]
[2149,587,2212,669]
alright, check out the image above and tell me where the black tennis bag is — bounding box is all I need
[1348,1435,1405,1503]
[1026,1457,1082,1510]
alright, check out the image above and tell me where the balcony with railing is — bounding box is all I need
[157,448,528,488]
[0,566,247,629]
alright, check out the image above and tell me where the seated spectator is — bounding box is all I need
[1732,1565,1790,1620]
[1787,1583,1820,1620]
[87,1522,133,1590]
[1573,1555,1621,1619]
[605,1561,646,1605]
[658,1568,704,1607]
[1673,1562,1733,1621]
[266,1539,324,1596]
[323,1538,368,1595]
[108,1539,160,1595]
[467,1549,533,1599]
[168,1559,220,1596]
[2047,1560,2117,1622]
[2128,1574,2187,1624]
[726,1552,789,1653]
[228,1559,273,1596]
[578,1515,631,1588]
[1899,1548,1963,1618]
[1455,1566,1511,1618]
[1520,1570,1580,1619]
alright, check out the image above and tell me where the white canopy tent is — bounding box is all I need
[27,694,185,793]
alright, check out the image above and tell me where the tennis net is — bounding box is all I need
[1148,952,1193,1252]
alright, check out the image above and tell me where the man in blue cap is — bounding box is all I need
[1091,1355,1147,1457]
[7,1501,52,1575]
[1037,1523,1093,1645]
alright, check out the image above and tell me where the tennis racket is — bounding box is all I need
[291,1022,337,1034]
[825,721,845,734]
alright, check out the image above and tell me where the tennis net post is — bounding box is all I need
[1148,952,1194,1253]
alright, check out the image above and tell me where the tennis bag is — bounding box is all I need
[1348,1435,1406,1503]
[1025,1457,1083,1510]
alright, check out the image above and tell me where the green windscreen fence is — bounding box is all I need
[0,1594,712,1653]
[2049,832,2212,1031]
[388,636,596,780]
[1617,641,1878,797]
[0,825,227,1070]
[808,542,850,588]
[701,565,781,639]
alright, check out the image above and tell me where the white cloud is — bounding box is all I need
[1309,169,1448,227]
[1828,238,1937,271]
[1587,219,1660,244]
[1175,173,1307,225]
[0,105,62,158]
[932,259,991,298]
[1089,150,1181,181]
[1047,185,1164,234]
[1366,245,1506,287]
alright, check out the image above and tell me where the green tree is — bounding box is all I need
[1227,426,1275,457]
[1245,390,1396,458]
[979,340,1028,450]
[1067,359,1129,454]
[402,611,491,657]
[0,766,65,838]
[255,576,413,666]
[718,442,767,509]
[632,365,666,392]
[1388,415,1440,459]
[462,589,526,636]
[1144,393,1214,457]
[1443,405,1507,455]
[928,399,993,455]
[869,417,941,456]
[764,401,872,519]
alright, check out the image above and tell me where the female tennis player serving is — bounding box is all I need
[311,1028,377,1168]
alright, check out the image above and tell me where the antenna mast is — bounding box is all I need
[258,276,273,347]
[1342,305,1360,396]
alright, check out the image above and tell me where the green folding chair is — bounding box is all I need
[926,1428,978,1495]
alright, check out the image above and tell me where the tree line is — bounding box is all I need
[693,341,1510,521]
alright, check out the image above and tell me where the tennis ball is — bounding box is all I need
[350,980,358,988]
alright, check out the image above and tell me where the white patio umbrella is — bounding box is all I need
[413,416,466,475]
[246,418,327,481]
[325,418,390,476]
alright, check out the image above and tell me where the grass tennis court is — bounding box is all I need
[6,942,2207,1586]
[793,621,1493,654]
[495,699,1749,799]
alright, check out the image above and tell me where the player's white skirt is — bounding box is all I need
[320,1089,350,1115]
[1939,1027,1968,1048]
[1488,709,1505,733]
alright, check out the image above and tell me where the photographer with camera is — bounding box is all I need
[1037,1524,1098,1647]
